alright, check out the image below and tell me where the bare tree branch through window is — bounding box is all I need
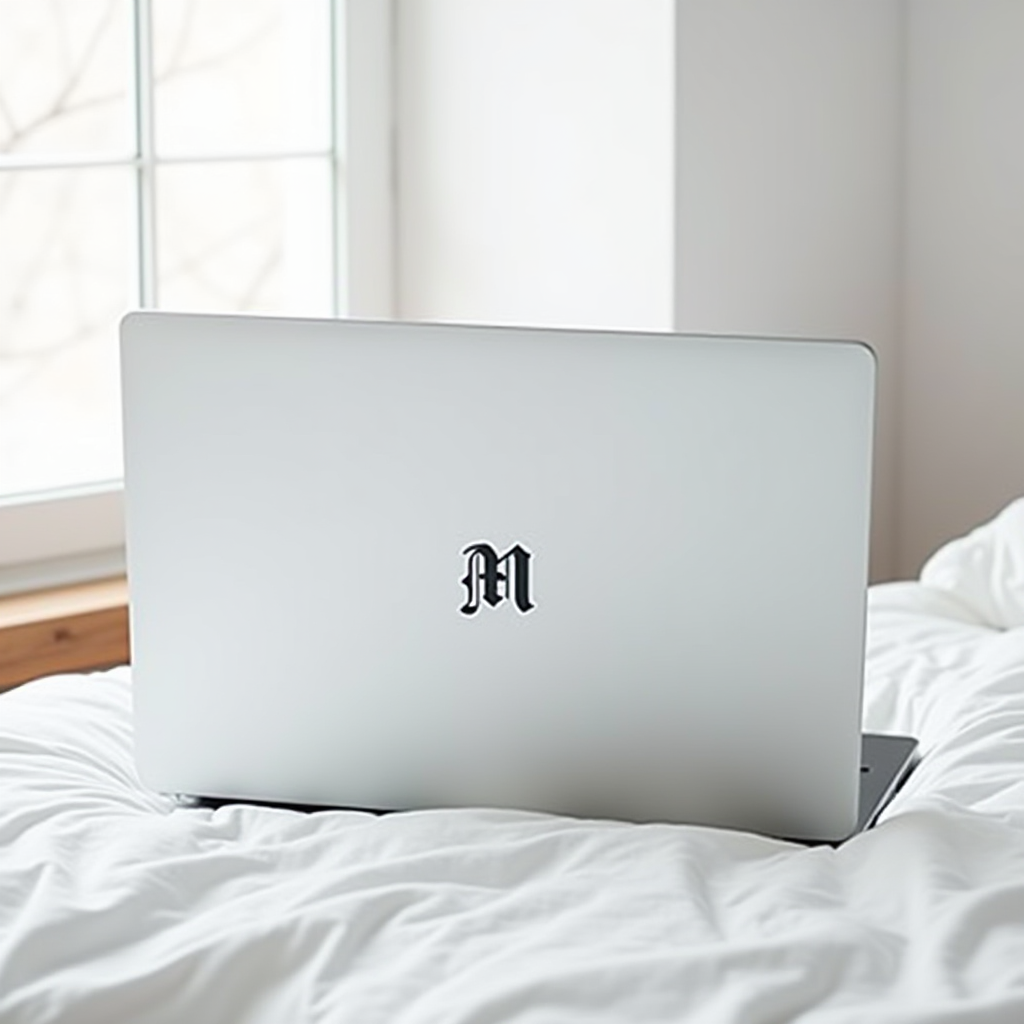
[0,0,338,497]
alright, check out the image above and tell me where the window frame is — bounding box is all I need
[0,0,395,597]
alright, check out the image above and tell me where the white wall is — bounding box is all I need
[899,0,1024,576]
[395,0,674,331]
[673,0,905,581]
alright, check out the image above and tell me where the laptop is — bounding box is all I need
[120,311,918,843]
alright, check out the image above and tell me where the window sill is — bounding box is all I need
[0,577,129,692]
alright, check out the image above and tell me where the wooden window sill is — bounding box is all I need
[0,577,129,692]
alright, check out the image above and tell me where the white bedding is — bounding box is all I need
[4,503,1024,1022]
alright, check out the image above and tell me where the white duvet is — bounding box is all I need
[4,503,1024,1023]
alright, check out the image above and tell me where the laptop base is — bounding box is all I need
[855,732,920,835]
[188,732,920,845]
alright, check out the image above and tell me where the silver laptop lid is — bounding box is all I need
[121,312,875,842]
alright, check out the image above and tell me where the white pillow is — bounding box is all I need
[919,498,1024,629]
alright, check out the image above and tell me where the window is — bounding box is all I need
[0,0,393,594]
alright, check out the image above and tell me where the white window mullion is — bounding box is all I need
[329,0,344,318]
[337,0,395,319]
[133,0,157,308]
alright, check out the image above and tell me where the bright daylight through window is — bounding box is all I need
[0,0,343,509]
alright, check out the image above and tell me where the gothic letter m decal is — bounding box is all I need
[460,542,535,616]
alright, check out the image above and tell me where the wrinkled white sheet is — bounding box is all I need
[4,503,1024,1023]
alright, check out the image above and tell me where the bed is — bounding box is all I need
[3,502,1024,1023]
